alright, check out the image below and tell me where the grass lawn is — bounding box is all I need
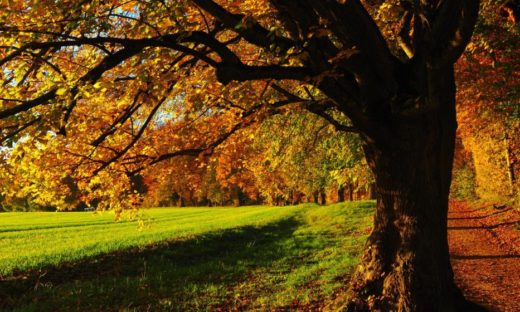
[0,201,374,311]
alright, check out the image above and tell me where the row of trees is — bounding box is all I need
[143,110,375,207]
[1,109,375,211]
[452,0,519,203]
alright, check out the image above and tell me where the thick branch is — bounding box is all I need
[216,64,310,85]
[436,0,480,64]
[59,46,145,134]
[191,0,295,53]
[306,0,398,93]
[0,89,57,119]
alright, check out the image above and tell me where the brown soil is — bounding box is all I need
[449,202,520,312]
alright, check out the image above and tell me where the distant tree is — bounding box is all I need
[0,1,480,310]
[456,0,519,201]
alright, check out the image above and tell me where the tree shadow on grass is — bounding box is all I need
[1,217,307,311]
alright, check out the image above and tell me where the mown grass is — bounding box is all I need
[0,205,302,276]
[0,201,374,311]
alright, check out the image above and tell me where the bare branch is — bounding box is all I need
[92,82,176,175]
[0,89,57,119]
[0,117,41,145]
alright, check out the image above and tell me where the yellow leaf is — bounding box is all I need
[56,88,67,96]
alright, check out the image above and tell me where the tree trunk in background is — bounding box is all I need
[338,185,345,202]
[232,186,245,207]
[348,183,354,201]
[504,134,517,196]
[292,192,302,205]
[346,66,484,311]
[368,183,376,200]
[320,190,326,205]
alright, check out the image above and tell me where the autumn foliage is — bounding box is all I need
[453,1,519,203]
[0,1,378,211]
[0,1,515,212]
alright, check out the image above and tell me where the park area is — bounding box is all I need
[1,202,374,310]
[1,202,519,311]
[0,0,519,311]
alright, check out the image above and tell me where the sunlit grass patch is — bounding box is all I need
[1,201,374,311]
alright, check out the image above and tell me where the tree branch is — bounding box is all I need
[0,117,41,145]
[436,0,480,64]
[304,0,398,93]
[0,89,57,119]
[191,0,296,53]
[92,82,176,175]
[90,91,144,147]
[397,11,415,59]
[305,104,359,133]
[59,46,146,134]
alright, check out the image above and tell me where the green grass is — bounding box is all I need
[0,201,375,311]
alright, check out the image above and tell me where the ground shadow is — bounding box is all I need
[448,209,511,221]
[0,217,305,311]
[451,254,520,260]
[448,221,519,230]
[448,208,487,215]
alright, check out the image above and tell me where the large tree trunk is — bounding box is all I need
[345,67,486,311]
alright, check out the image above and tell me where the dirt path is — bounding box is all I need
[448,202,520,312]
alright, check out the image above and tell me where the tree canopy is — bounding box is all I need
[0,0,481,211]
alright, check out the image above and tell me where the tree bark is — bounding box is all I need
[338,185,345,202]
[368,183,376,200]
[320,190,327,205]
[232,186,240,207]
[504,134,517,196]
[345,66,485,311]
[348,183,354,201]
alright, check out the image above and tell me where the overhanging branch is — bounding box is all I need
[0,89,57,120]
[191,0,296,53]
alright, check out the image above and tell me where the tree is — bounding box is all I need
[0,0,480,310]
[244,111,370,205]
[455,0,520,202]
